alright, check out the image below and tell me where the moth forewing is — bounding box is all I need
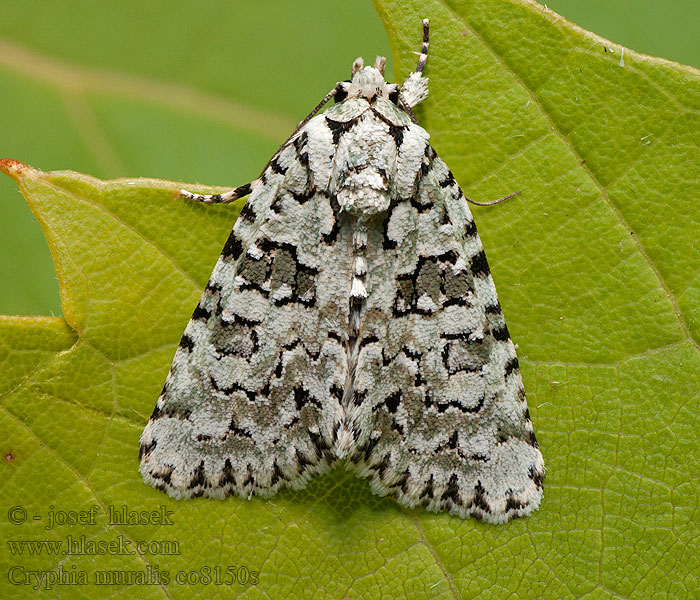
[139,19,544,523]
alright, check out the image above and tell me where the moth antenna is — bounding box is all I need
[256,85,340,175]
[187,81,341,198]
[415,18,429,73]
[294,86,339,131]
[464,190,522,206]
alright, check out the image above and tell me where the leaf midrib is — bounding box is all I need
[0,35,295,143]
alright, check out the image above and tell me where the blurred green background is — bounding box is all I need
[1,0,699,317]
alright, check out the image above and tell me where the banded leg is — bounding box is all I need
[414,18,430,74]
[182,84,341,206]
[180,181,255,204]
[399,19,430,113]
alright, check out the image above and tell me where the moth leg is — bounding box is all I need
[414,17,430,74]
[399,19,430,111]
[464,189,521,207]
[180,181,256,204]
[179,83,342,205]
[256,84,341,173]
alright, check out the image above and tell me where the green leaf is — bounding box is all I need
[544,0,700,70]
[0,0,391,316]
[2,1,700,599]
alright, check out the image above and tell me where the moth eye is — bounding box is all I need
[334,80,351,103]
[389,89,400,104]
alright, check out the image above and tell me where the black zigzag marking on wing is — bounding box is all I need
[233,238,319,307]
[325,115,359,144]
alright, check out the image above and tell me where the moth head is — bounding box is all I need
[336,55,400,104]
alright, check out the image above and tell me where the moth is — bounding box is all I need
[139,20,544,523]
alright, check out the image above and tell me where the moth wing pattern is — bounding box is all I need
[139,18,544,523]
[139,133,354,499]
[345,108,544,523]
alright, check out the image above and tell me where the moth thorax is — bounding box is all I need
[337,183,391,216]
